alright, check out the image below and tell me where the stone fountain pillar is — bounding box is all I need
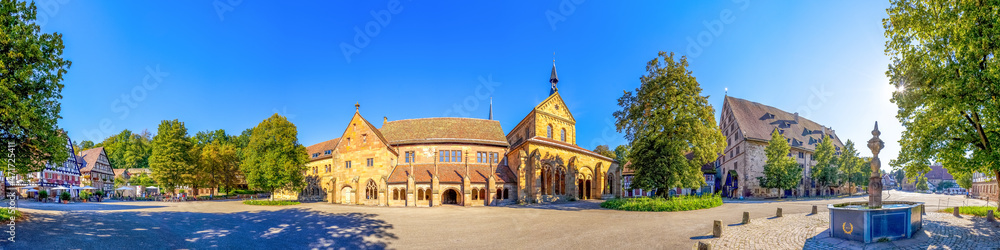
[867,122,885,208]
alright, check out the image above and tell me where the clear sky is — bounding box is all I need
[43,1,899,171]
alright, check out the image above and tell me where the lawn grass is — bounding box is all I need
[601,194,723,212]
[242,200,300,206]
[0,209,22,221]
[941,206,999,218]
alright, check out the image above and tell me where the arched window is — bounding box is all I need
[392,188,399,200]
[366,180,378,200]
[425,189,431,201]
[503,188,509,199]
[480,189,486,200]
[547,125,553,139]
[496,188,503,199]
[560,128,566,142]
[472,188,479,200]
[417,189,424,200]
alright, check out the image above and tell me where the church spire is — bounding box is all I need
[550,61,559,95]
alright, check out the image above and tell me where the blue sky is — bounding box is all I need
[43,1,899,171]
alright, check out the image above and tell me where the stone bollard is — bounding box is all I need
[742,212,750,224]
[987,210,995,222]
[776,208,783,217]
[713,220,723,238]
[921,204,926,215]
[812,205,818,215]
[697,241,711,250]
[954,206,961,217]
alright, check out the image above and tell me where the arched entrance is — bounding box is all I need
[341,186,353,204]
[442,189,459,205]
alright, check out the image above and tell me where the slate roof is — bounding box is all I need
[306,138,340,161]
[380,118,508,147]
[725,96,845,152]
[926,164,954,181]
[386,163,516,184]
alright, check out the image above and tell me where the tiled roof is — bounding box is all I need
[530,137,615,162]
[79,147,109,173]
[725,96,845,152]
[113,168,127,178]
[380,118,508,146]
[386,163,516,184]
[926,164,954,181]
[306,138,340,161]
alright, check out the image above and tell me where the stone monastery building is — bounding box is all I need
[301,64,621,206]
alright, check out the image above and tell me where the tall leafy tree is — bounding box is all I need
[954,172,973,190]
[102,130,151,170]
[758,129,802,198]
[810,134,838,192]
[613,52,726,198]
[241,114,308,199]
[613,145,630,166]
[885,0,1000,209]
[78,140,96,151]
[838,140,867,193]
[190,129,241,196]
[593,145,616,159]
[148,120,194,193]
[0,0,73,174]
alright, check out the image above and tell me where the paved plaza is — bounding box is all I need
[4,191,996,249]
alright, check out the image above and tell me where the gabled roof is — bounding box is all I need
[724,96,845,152]
[79,147,109,173]
[535,92,576,123]
[330,111,397,155]
[380,118,508,147]
[306,138,340,161]
[926,164,954,181]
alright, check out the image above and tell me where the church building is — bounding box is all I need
[302,63,620,206]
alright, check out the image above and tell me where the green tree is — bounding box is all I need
[893,168,906,190]
[758,129,802,198]
[131,173,156,187]
[954,172,973,190]
[838,140,867,193]
[885,0,1000,209]
[810,134,839,192]
[101,130,152,170]
[593,145,616,159]
[0,0,74,174]
[241,114,308,199]
[79,140,96,151]
[935,181,955,192]
[148,120,194,194]
[915,174,929,191]
[613,52,726,198]
[613,145,630,166]
[191,129,241,196]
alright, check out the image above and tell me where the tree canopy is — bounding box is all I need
[758,129,802,197]
[885,0,999,207]
[810,134,838,189]
[148,120,194,193]
[241,114,308,197]
[613,52,725,197]
[593,145,616,159]
[838,140,868,192]
[0,0,73,174]
[100,130,152,170]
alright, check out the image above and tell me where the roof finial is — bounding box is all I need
[550,57,559,95]
[355,102,360,112]
[725,87,728,96]
[489,97,494,120]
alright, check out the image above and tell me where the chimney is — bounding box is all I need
[384,116,388,123]
[794,112,799,123]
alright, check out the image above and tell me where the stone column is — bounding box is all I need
[406,175,415,207]
[463,176,471,207]
[487,176,496,206]
[867,122,885,208]
[431,176,440,207]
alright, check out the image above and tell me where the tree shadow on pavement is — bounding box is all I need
[507,200,607,211]
[7,208,396,250]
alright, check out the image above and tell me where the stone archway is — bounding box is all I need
[442,189,459,205]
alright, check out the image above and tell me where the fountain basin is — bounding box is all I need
[828,201,923,243]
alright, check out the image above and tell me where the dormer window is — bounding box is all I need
[324,150,332,155]
[312,153,320,158]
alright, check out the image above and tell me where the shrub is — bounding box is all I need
[94,190,104,197]
[600,194,723,212]
[80,190,92,200]
[242,200,300,206]
[941,206,999,219]
[0,209,22,221]
[60,192,71,201]
[38,190,49,200]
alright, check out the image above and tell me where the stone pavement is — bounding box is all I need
[699,212,1000,250]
